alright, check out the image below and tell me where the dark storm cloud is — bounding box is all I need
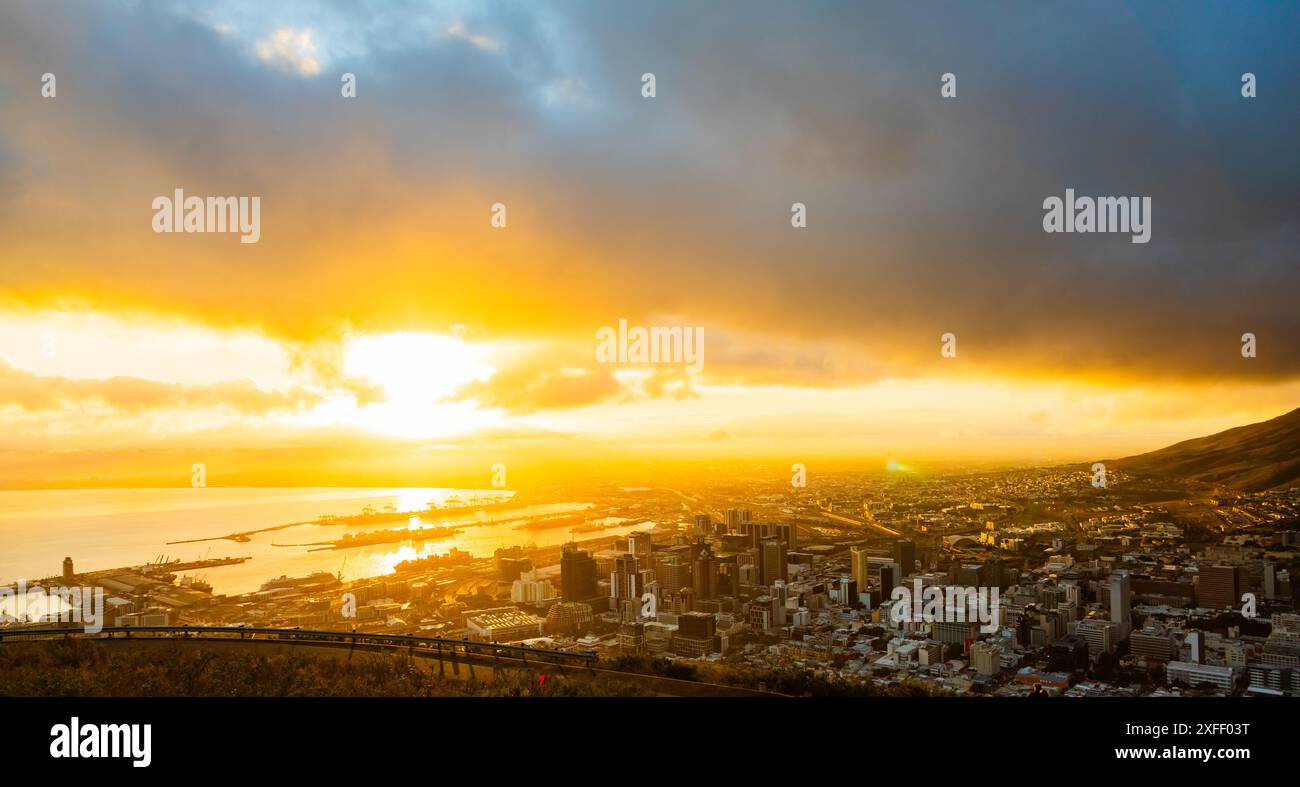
[0,0,1295,382]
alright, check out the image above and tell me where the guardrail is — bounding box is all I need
[0,624,597,667]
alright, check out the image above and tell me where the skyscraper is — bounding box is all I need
[1200,564,1243,609]
[1110,570,1131,636]
[894,540,916,576]
[561,543,598,602]
[771,580,788,626]
[761,537,787,585]
[627,531,653,556]
[879,564,898,599]
[850,547,870,595]
[660,554,689,595]
[612,553,650,606]
[693,546,717,599]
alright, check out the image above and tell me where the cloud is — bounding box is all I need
[0,359,320,415]
[0,0,1295,390]
[254,27,321,75]
[444,21,499,52]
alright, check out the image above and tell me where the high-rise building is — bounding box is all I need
[894,540,916,576]
[850,547,870,593]
[984,557,1005,590]
[660,554,690,595]
[724,509,742,531]
[510,568,556,604]
[674,611,716,657]
[694,514,711,536]
[1130,625,1174,661]
[612,553,650,605]
[618,621,645,654]
[1074,618,1120,654]
[1264,561,1277,600]
[62,556,74,581]
[879,564,898,596]
[747,597,772,633]
[560,543,598,602]
[761,537,787,585]
[771,581,788,627]
[1110,570,1131,636]
[1187,630,1203,664]
[1200,564,1243,609]
[971,641,1001,675]
[628,531,653,556]
[693,547,717,599]
[836,576,857,606]
[957,564,984,587]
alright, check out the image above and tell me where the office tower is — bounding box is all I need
[674,611,716,657]
[761,537,787,585]
[678,610,716,639]
[612,553,648,605]
[1130,625,1175,661]
[717,554,740,596]
[1075,618,1120,654]
[694,514,711,536]
[618,621,645,653]
[957,564,984,587]
[1265,561,1277,600]
[971,641,1002,675]
[747,597,772,633]
[879,564,897,595]
[771,580,788,626]
[851,547,870,593]
[1200,564,1243,609]
[561,543,598,602]
[511,569,556,604]
[628,531,653,556]
[773,522,797,551]
[673,586,696,613]
[1187,631,1203,664]
[724,509,742,532]
[894,540,916,576]
[984,557,1005,590]
[693,547,717,599]
[1110,570,1131,635]
[838,576,857,606]
[660,554,689,595]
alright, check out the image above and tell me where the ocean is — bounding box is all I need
[0,487,637,596]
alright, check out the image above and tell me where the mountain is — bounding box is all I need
[1116,407,1300,492]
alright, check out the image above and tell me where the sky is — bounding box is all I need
[0,1,1297,488]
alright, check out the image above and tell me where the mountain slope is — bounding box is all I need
[1117,407,1300,492]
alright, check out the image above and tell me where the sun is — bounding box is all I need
[308,331,502,437]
